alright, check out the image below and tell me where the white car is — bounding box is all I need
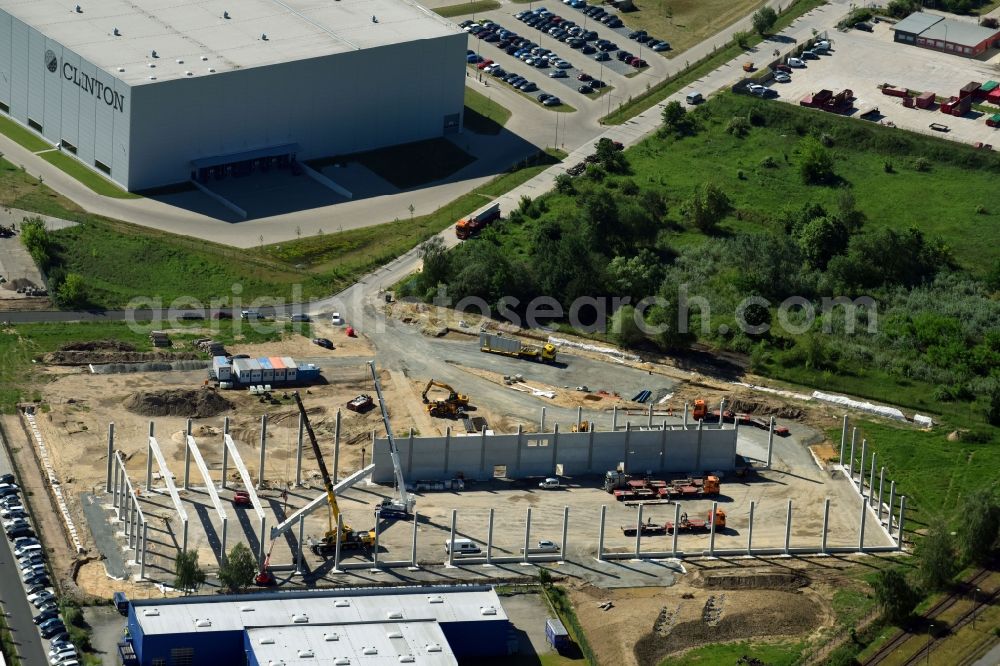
[521,539,560,553]
[787,57,805,68]
[774,72,791,83]
[29,590,55,607]
[330,312,344,325]
[747,83,765,95]
[538,478,561,489]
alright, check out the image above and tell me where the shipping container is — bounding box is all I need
[916,91,935,109]
[269,357,286,382]
[961,81,981,99]
[258,358,274,383]
[282,357,298,382]
[545,618,570,650]
[987,88,1000,105]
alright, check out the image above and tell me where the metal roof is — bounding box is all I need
[892,12,943,35]
[919,18,1000,47]
[131,586,507,636]
[246,621,457,665]
[0,0,460,86]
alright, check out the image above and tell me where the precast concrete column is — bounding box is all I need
[296,517,305,575]
[897,496,907,549]
[184,419,193,491]
[333,410,342,483]
[123,491,130,537]
[784,500,793,555]
[821,498,830,554]
[372,518,381,570]
[877,467,886,519]
[486,508,495,566]
[295,412,304,486]
[597,505,606,561]
[868,453,877,504]
[551,425,559,472]
[887,480,896,530]
[577,407,583,432]
[112,457,120,511]
[410,512,419,569]
[647,403,653,428]
[540,407,546,432]
[220,517,228,565]
[612,406,618,432]
[766,417,775,468]
[222,417,230,490]
[634,504,644,559]
[839,415,848,465]
[560,506,569,562]
[515,425,523,474]
[139,521,148,580]
[257,414,267,489]
[709,501,718,557]
[333,514,343,572]
[523,507,532,564]
[624,423,632,470]
[858,440,867,495]
[258,516,267,566]
[695,420,703,470]
[672,503,681,557]
[146,421,154,490]
[847,427,857,481]
[858,494,867,551]
[106,423,115,493]
[182,519,189,554]
[747,501,755,555]
[448,509,457,567]
[682,402,689,429]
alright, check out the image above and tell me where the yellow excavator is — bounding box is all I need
[421,379,470,419]
[292,392,375,555]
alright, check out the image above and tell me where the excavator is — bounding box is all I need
[421,379,469,419]
[370,361,416,520]
[292,392,376,556]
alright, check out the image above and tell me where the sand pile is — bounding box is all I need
[123,388,232,418]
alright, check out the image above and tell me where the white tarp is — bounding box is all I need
[913,414,934,427]
[731,381,813,402]
[548,336,641,363]
[812,391,907,421]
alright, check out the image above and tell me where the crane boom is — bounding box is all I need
[292,392,345,535]
[368,361,414,518]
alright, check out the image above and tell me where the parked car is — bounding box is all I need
[312,338,334,349]
[8,527,35,540]
[29,589,55,608]
[801,49,818,59]
[538,478,562,489]
[774,72,791,83]
[651,40,671,52]
[0,483,20,495]
[578,84,593,94]
[787,57,805,68]
[549,69,567,78]
[521,539,560,553]
[543,96,562,106]
[0,473,15,485]
[631,58,647,68]
[40,621,66,639]
[330,312,344,325]
[594,51,610,61]
[33,608,59,624]
[232,491,251,506]
[855,21,873,31]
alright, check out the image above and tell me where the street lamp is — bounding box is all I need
[973,587,981,629]
[926,623,934,666]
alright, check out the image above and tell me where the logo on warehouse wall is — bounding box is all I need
[45,50,58,73]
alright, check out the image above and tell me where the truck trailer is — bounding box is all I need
[455,203,501,239]
[479,332,557,363]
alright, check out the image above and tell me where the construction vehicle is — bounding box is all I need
[455,202,501,239]
[346,394,374,413]
[604,470,720,501]
[621,517,668,536]
[369,361,416,521]
[692,399,708,420]
[421,379,470,419]
[665,509,727,534]
[659,475,720,500]
[292,392,375,555]
[480,332,557,363]
[571,420,590,433]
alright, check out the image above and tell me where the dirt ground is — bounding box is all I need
[569,561,845,666]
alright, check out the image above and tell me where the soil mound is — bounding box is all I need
[44,350,199,365]
[697,572,810,591]
[60,340,137,352]
[727,397,804,420]
[124,388,232,418]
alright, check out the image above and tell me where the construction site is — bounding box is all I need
[1,308,920,664]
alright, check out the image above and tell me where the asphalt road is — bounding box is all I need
[0,436,48,666]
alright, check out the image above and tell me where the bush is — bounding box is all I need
[727,115,751,137]
[800,137,836,184]
[752,6,778,35]
[914,157,931,172]
[759,155,778,169]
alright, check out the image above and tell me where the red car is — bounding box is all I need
[632,58,647,68]
[775,63,792,73]
[577,72,592,81]
[232,491,251,507]
[476,59,494,70]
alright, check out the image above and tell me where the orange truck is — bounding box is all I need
[455,202,501,239]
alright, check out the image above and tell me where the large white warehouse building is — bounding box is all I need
[0,0,466,191]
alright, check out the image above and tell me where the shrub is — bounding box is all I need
[914,156,931,172]
[759,155,778,169]
[727,115,751,137]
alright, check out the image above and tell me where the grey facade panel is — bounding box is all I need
[10,16,28,119]
[26,27,44,127]
[0,12,11,106]
[373,428,739,483]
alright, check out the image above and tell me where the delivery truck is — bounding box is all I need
[479,332,557,363]
[455,203,501,239]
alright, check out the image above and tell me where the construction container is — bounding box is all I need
[282,357,298,382]
[297,363,321,382]
[988,88,1000,105]
[881,84,909,98]
[941,96,960,114]
[961,81,982,100]
[212,356,232,382]
[987,114,1000,128]
[952,95,972,117]
[916,91,935,109]
[903,95,915,108]
[269,357,286,382]
[545,619,571,650]
[258,357,274,383]
[978,80,998,101]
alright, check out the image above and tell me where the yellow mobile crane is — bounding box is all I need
[292,392,375,556]
[421,379,470,419]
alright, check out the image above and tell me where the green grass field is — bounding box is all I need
[464,87,512,135]
[602,0,827,124]
[0,114,51,152]
[620,0,767,58]
[38,151,141,199]
[433,0,501,17]
[658,640,805,666]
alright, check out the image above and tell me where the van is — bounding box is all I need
[538,478,561,489]
[444,538,482,555]
[241,309,262,320]
[686,91,703,104]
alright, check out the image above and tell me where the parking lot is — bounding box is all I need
[771,22,1000,146]
[462,4,670,113]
